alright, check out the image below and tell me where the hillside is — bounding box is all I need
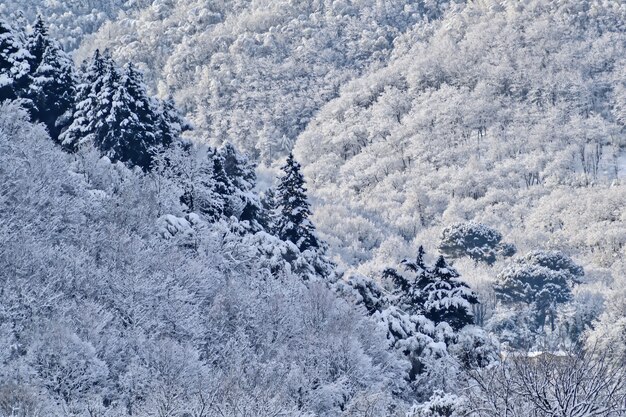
[295,0,625,282]
[1,1,626,416]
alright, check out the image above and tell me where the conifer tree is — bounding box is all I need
[0,18,32,102]
[26,15,48,67]
[259,187,279,233]
[275,153,319,252]
[423,255,478,331]
[62,51,163,169]
[153,96,190,149]
[385,247,478,331]
[25,16,75,140]
[219,143,262,224]
[60,49,107,151]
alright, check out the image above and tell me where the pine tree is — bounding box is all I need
[275,153,319,252]
[385,247,478,331]
[60,49,107,150]
[25,17,75,141]
[27,15,48,67]
[219,143,262,224]
[259,187,279,233]
[422,256,478,331]
[0,18,32,102]
[494,250,583,332]
[153,96,191,149]
[62,51,161,169]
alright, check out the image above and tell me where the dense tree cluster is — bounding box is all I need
[2,1,626,415]
[74,0,461,162]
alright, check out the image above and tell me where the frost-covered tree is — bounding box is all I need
[439,222,516,265]
[153,96,191,149]
[423,256,479,332]
[0,18,31,102]
[62,50,173,169]
[385,247,478,331]
[25,36,75,141]
[60,49,107,150]
[494,251,584,332]
[276,153,319,252]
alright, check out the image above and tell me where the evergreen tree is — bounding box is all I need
[153,96,190,149]
[25,17,75,141]
[60,49,107,150]
[275,153,319,252]
[26,15,48,67]
[494,251,584,332]
[385,247,478,331]
[219,143,262,224]
[259,187,279,233]
[423,255,478,331]
[62,51,163,169]
[0,18,32,102]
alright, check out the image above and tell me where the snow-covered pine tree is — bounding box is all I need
[275,153,319,252]
[424,256,478,331]
[25,16,75,141]
[115,62,158,169]
[0,18,31,102]
[60,49,107,151]
[219,143,262,225]
[385,247,478,331]
[494,250,584,332]
[383,246,428,315]
[63,50,163,169]
[98,57,147,168]
[259,187,279,234]
[26,15,47,67]
[153,96,190,149]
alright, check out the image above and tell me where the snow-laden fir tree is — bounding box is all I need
[219,142,262,225]
[275,153,319,252]
[60,49,107,150]
[424,255,478,331]
[383,246,428,315]
[25,16,75,140]
[494,250,584,332]
[153,96,190,149]
[259,186,279,233]
[385,247,478,331]
[0,18,31,102]
[62,50,166,169]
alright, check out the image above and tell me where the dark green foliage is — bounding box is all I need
[439,222,516,265]
[386,246,478,331]
[61,50,179,170]
[259,187,278,233]
[0,18,32,102]
[423,256,479,331]
[275,153,319,252]
[494,250,584,331]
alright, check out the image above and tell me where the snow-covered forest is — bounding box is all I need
[0,1,625,416]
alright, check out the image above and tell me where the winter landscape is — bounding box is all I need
[0,0,625,416]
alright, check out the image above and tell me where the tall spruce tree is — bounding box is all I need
[219,143,262,225]
[275,153,319,252]
[153,96,190,149]
[0,18,32,102]
[26,15,48,67]
[383,246,428,315]
[25,16,75,141]
[60,49,107,150]
[259,187,279,233]
[62,51,164,169]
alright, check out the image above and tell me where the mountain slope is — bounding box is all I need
[294,0,626,277]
